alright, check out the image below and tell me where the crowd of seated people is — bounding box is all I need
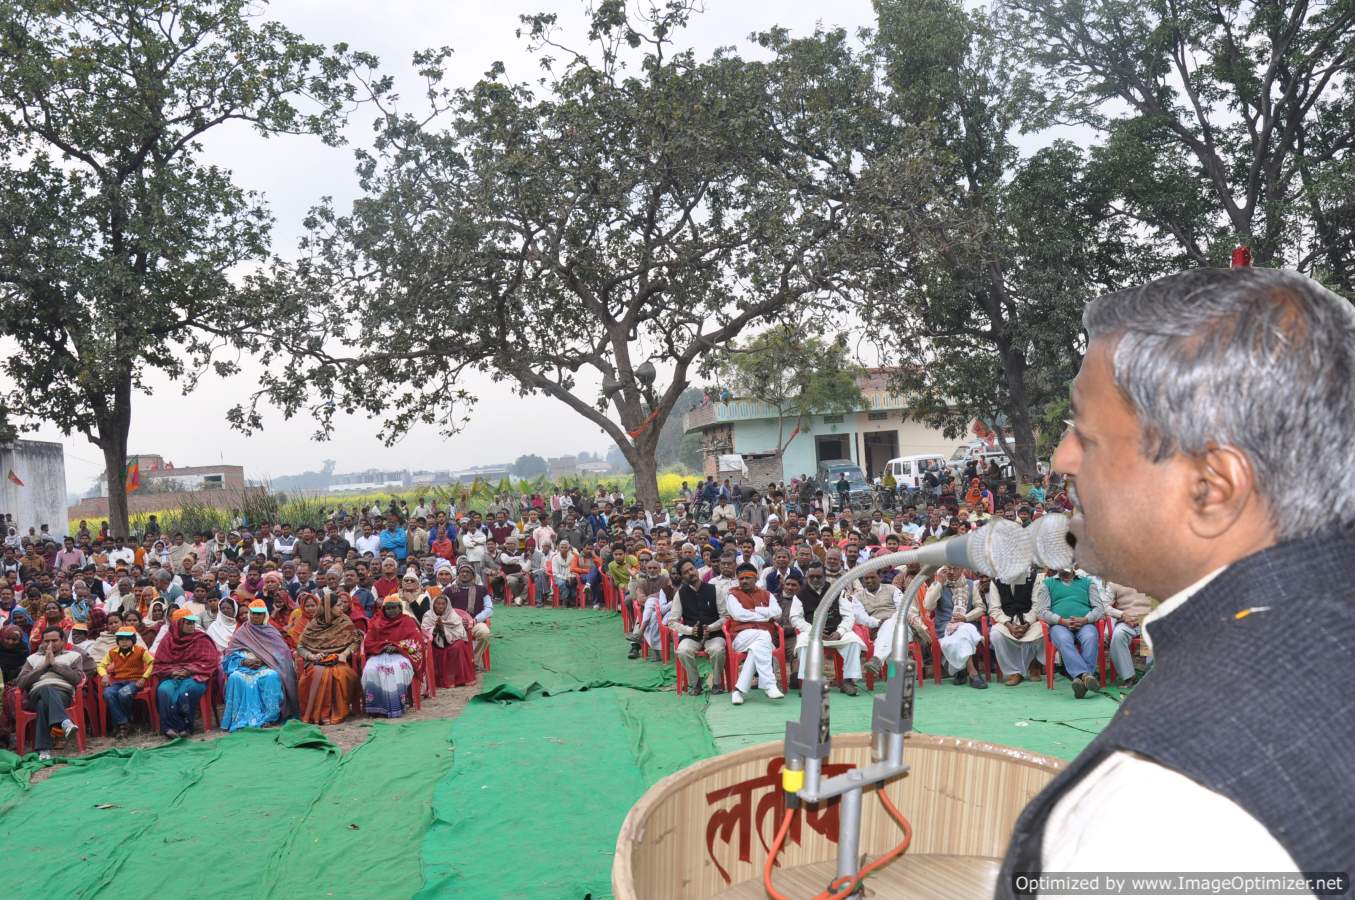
[0,472,1149,755]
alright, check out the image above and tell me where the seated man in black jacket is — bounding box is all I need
[664,558,727,696]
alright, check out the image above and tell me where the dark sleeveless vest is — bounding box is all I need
[997,526,1355,897]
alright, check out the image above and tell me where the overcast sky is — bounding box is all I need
[14,0,892,496]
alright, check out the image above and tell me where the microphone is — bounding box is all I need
[782,518,1037,867]
[799,519,1034,685]
[1029,513,1075,570]
[911,518,1033,583]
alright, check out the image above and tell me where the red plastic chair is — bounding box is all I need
[1040,621,1108,690]
[95,676,158,735]
[918,609,944,685]
[637,600,668,662]
[83,677,106,737]
[722,620,788,693]
[14,679,90,756]
[882,642,927,689]
[978,616,994,682]
[619,593,635,634]
[1097,617,1140,685]
[827,634,875,692]
[671,627,722,695]
[421,633,437,699]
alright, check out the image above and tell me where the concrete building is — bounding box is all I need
[92,454,244,495]
[683,372,961,483]
[0,440,68,537]
[72,454,246,525]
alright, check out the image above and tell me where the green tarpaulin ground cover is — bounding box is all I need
[417,687,716,899]
[0,719,453,899]
[475,605,674,701]
[0,606,1110,898]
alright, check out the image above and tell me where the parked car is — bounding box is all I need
[879,454,950,490]
[815,460,873,510]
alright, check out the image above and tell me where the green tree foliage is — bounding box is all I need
[654,386,705,472]
[772,0,1155,482]
[511,454,548,478]
[713,327,864,467]
[236,1,860,508]
[1001,0,1355,292]
[0,0,371,534]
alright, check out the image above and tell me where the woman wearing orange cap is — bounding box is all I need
[151,610,221,739]
[220,600,298,731]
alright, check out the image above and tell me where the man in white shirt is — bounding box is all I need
[710,498,737,534]
[353,523,381,558]
[460,513,489,579]
[273,523,298,561]
[108,539,135,566]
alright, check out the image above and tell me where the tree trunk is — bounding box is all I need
[99,422,131,538]
[629,440,660,509]
[994,341,1039,485]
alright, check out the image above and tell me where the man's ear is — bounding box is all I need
[1185,444,1257,540]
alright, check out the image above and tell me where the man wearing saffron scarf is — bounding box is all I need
[724,562,784,706]
[152,611,221,739]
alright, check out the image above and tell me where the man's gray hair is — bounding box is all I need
[1084,267,1355,541]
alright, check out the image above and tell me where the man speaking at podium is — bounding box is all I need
[998,268,1355,896]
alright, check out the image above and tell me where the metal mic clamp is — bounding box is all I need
[783,676,832,803]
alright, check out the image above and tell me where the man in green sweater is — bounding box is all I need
[1035,568,1104,697]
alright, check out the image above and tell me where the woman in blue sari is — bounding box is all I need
[220,600,298,731]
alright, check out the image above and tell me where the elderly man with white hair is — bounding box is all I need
[925,566,988,689]
[498,536,527,602]
[549,539,580,606]
[789,560,864,695]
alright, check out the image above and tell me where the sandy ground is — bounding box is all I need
[24,678,480,784]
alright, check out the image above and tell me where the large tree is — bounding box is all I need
[777,0,1157,482]
[1000,0,1355,293]
[511,454,548,478]
[234,1,859,508]
[0,0,370,534]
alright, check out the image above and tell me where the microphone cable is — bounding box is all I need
[762,789,914,900]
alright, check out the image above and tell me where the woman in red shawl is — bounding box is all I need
[152,611,221,738]
[361,596,424,718]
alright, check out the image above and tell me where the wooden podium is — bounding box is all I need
[614,733,1064,900]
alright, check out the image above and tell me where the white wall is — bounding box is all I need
[0,440,68,537]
